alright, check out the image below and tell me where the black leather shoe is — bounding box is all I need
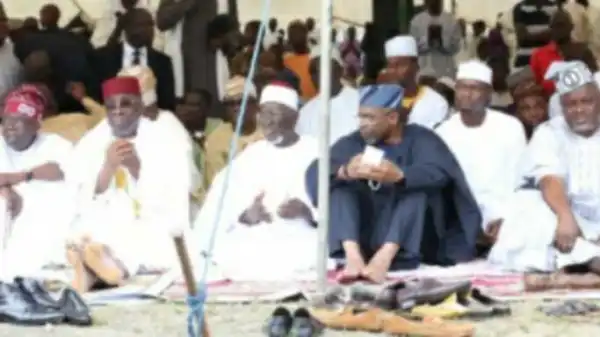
[0,282,64,326]
[14,278,60,309]
[58,288,93,326]
[289,308,323,337]
[263,306,292,337]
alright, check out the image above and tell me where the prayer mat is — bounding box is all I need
[159,260,600,303]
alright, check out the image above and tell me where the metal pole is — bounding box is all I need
[316,0,332,292]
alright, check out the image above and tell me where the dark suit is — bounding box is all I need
[94,44,176,111]
[14,28,100,112]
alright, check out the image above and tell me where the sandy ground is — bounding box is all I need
[0,301,598,337]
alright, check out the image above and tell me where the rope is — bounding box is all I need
[188,0,272,335]
[186,285,206,337]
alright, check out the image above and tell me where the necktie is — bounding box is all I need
[132,49,141,66]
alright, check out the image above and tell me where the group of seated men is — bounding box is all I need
[1,33,600,293]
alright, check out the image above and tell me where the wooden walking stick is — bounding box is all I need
[173,233,210,337]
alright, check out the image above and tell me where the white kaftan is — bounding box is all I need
[409,87,450,129]
[70,118,190,275]
[0,134,74,280]
[193,136,332,281]
[436,110,527,229]
[489,117,600,271]
[296,86,359,145]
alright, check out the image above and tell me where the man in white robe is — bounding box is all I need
[384,35,449,129]
[83,65,200,218]
[409,0,461,78]
[0,88,74,280]
[68,77,189,292]
[436,60,527,244]
[193,83,328,281]
[489,61,600,274]
[296,51,359,145]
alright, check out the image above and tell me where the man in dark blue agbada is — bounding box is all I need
[306,84,481,283]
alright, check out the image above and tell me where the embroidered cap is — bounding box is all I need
[545,60,595,95]
[385,35,418,58]
[3,90,45,121]
[359,84,404,110]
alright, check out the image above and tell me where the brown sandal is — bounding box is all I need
[309,307,383,332]
[382,313,475,337]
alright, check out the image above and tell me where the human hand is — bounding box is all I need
[484,219,503,244]
[554,213,581,253]
[277,198,312,221]
[105,140,134,169]
[239,192,272,225]
[361,159,404,184]
[67,82,86,101]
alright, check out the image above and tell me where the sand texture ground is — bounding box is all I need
[0,301,599,337]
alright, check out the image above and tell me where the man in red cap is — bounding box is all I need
[67,76,190,293]
[0,88,74,280]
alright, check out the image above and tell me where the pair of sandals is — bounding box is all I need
[264,307,323,337]
[309,307,475,336]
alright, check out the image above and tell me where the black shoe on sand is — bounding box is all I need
[264,306,293,337]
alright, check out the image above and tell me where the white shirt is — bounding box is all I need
[436,109,527,228]
[0,41,21,101]
[528,117,600,221]
[296,86,359,145]
[409,87,449,129]
[122,42,148,68]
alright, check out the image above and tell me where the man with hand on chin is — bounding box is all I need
[306,84,481,284]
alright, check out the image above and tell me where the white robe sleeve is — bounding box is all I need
[528,123,567,184]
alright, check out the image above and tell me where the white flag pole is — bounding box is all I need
[316,0,333,292]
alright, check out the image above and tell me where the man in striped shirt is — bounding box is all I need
[513,0,559,68]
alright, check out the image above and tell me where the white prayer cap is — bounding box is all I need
[118,65,157,106]
[546,61,595,95]
[456,60,493,85]
[310,47,343,66]
[384,35,418,58]
[259,83,299,111]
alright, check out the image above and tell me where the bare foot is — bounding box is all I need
[81,242,126,286]
[337,256,366,284]
[66,246,97,293]
[362,253,393,284]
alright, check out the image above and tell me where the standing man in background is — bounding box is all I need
[410,0,462,78]
[512,0,558,69]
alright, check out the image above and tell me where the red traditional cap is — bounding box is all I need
[102,76,141,100]
[3,91,45,121]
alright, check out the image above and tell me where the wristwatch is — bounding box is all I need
[25,171,33,182]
